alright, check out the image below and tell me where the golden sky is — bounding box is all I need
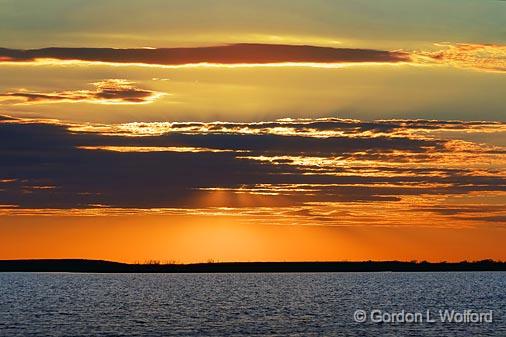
[0,0,505,262]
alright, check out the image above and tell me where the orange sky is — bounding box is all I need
[1,214,505,263]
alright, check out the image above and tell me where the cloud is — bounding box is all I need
[1,115,505,223]
[0,79,166,105]
[414,43,506,73]
[0,44,410,66]
[1,43,504,73]
[2,115,506,228]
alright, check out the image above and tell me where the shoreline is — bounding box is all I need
[1,259,505,273]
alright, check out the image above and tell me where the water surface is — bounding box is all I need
[0,272,504,336]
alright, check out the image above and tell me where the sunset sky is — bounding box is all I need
[1,0,505,263]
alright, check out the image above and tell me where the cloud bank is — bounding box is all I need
[1,116,505,227]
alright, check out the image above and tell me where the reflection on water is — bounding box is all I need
[0,272,504,336]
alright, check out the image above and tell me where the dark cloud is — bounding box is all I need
[0,44,410,65]
[2,43,503,73]
[0,116,505,209]
[465,216,506,223]
[0,79,164,104]
[406,206,506,226]
[409,205,506,216]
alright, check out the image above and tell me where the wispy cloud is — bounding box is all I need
[414,43,506,73]
[0,79,166,105]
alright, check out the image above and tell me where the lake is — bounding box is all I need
[0,272,504,336]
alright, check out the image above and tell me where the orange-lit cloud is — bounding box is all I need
[77,146,236,153]
[1,115,505,230]
[414,43,506,73]
[0,79,166,105]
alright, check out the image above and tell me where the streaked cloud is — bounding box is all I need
[1,115,505,228]
[0,79,166,105]
[77,146,236,153]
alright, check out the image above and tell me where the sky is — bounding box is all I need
[0,0,505,262]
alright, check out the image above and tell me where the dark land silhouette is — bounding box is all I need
[0,259,505,273]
